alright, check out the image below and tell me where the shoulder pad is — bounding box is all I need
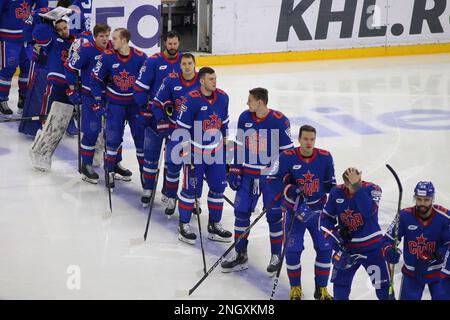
[189,90,201,98]
[316,148,330,156]
[82,43,93,48]
[104,49,114,55]
[133,48,145,56]
[404,207,415,213]
[434,205,450,219]
[150,53,161,59]
[216,88,227,95]
[282,149,296,156]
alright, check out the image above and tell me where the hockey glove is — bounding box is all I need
[66,88,82,105]
[332,249,356,270]
[414,250,441,278]
[283,184,305,209]
[227,166,242,191]
[382,245,402,264]
[92,99,106,117]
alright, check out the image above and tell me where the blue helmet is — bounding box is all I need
[414,181,435,198]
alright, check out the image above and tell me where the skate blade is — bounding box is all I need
[207,234,232,243]
[81,175,98,184]
[178,235,196,245]
[114,175,131,182]
[221,264,248,273]
[175,290,189,298]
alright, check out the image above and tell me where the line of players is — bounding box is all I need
[3,3,450,301]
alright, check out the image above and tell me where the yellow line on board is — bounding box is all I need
[14,43,450,76]
[195,42,450,66]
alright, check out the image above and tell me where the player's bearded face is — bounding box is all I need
[165,37,180,56]
[415,196,433,215]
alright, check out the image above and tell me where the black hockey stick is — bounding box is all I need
[270,194,301,300]
[187,190,283,296]
[192,164,207,275]
[102,116,113,214]
[143,137,166,241]
[0,114,48,123]
[202,176,234,208]
[386,164,403,300]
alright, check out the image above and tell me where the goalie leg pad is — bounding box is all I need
[30,100,74,170]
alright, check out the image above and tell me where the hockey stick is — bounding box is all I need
[270,194,301,300]
[386,164,403,300]
[192,164,207,275]
[102,115,113,214]
[185,190,283,296]
[202,176,234,208]
[143,137,166,241]
[0,114,48,123]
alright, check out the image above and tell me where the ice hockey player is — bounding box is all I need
[0,0,48,115]
[175,67,232,245]
[133,31,182,207]
[64,23,132,184]
[321,168,390,300]
[152,53,200,215]
[90,28,147,191]
[28,11,88,171]
[220,88,293,277]
[440,245,450,299]
[383,181,450,300]
[264,125,335,299]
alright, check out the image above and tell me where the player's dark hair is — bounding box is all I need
[198,67,215,79]
[163,30,181,42]
[249,87,269,105]
[93,23,111,37]
[299,125,316,138]
[114,28,131,43]
[57,0,72,7]
[181,53,196,63]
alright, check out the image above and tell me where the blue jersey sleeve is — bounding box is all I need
[265,150,293,200]
[64,42,88,88]
[382,210,406,253]
[90,52,111,99]
[322,187,339,230]
[221,93,230,139]
[278,115,294,151]
[176,92,197,130]
[355,183,382,219]
[0,1,7,13]
[233,113,246,167]
[153,76,172,121]
[34,0,48,9]
[133,57,155,107]
[32,22,54,47]
[324,154,336,193]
